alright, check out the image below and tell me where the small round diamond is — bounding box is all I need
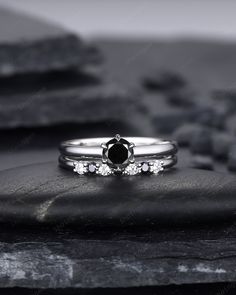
[150,160,164,174]
[98,164,112,176]
[125,163,139,175]
[73,161,87,175]
[88,163,96,174]
[141,162,149,173]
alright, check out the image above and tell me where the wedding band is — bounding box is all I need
[59,134,178,176]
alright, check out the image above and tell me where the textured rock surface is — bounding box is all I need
[0,76,143,128]
[0,152,235,290]
[0,225,235,289]
[0,8,101,76]
[191,155,214,170]
[228,144,236,172]
[189,127,213,154]
[143,70,187,92]
[0,161,235,226]
[212,132,236,158]
[173,124,203,146]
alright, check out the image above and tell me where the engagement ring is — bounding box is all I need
[59,134,177,176]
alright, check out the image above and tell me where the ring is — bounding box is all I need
[59,134,178,176]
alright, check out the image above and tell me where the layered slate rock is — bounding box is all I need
[0,161,236,226]
[0,8,101,76]
[0,76,142,128]
[0,226,236,289]
[0,162,235,288]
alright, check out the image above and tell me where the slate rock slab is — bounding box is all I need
[0,222,235,289]
[190,155,214,170]
[0,161,236,226]
[0,8,101,76]
[0,75,144,128]
[0,162,235,289]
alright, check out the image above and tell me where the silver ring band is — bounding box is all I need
[60,137,177,158]
[59,135,178,176]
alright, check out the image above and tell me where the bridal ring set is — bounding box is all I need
[59,134,178,176]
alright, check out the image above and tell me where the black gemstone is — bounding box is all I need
[107,138,129,164]
[109,143,128,164]
[103,137,133,168]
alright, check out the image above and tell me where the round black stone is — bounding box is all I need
[107,139,129,164]
[105,138,130,166]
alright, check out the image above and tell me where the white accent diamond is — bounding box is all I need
[88,163,96,173]
[125,163,139,175]
[141,162,149,173]
[98,164,112,176]
[73,161,87,175]
[150,160,164,174]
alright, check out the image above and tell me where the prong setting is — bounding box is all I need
[115,134,121,141]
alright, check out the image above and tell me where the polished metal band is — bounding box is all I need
[60,137,177,158]
[59,136,178,176]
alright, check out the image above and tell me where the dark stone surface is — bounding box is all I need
[166,88,196,107]
[1,284,236,295]
[189,127,213,154]
[143,70,187,92]
[212,90,236,114]
[191,155,214,170]
[228,144,236,172]
[226,114,236,135]
[212,132,236,159]
[0,8,101,76]
[1,38,236,134]
[0,75,144,128]
[152,104,227,134]
[173,124,203,146]
[195,106,227,129]
[0,223,236,289]
[0,161,236,226]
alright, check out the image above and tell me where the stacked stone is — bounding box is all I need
[0,8,141,130]
[143,70,236,172]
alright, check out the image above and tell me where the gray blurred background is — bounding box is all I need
[1,0,236,173]
[0,0,236,40]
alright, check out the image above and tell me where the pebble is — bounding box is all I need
[173,123,203,146]
[212,132,236,159]
[153,109,195,133]
[166,88,196,107]
[195,106,226,129]
[191,155,214,170]
[226,114,236,135]
[228,144,236,172]
[189,127,213,154]
[212,90,236,115]
[143,70,186,92]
